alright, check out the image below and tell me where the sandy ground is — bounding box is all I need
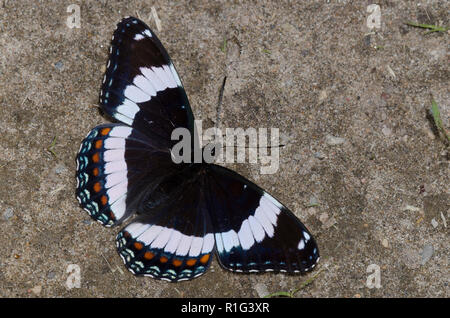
[0,0,448,297]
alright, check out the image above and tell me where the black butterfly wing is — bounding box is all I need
[100,16,195,145]
[76,124,179,226]
[205,165,320,274]
[76,17,194,226]
[77,16,319,283]
[116,176,214,282]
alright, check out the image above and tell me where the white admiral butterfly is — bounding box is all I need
[76,17,319,282]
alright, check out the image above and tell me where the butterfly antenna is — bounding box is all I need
[215,76,227,131]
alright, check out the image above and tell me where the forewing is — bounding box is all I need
[100,16,194,146]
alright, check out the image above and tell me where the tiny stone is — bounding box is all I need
[3,207,14,220]
[254,283,269,298]
[431,218,438,228]
[403,205,421,212]
[300,49,309,57]
[314,152,325,159]
[381,238,389,248]
[54,164,67,175]
[319,212,329,224]
[325,135,345,146]
[280,133,291,145]
[54,61,63,70]
[440,212,447,228]
[309,196,319,206]
[320,213,336,229]
[421,244,434,265]
[364,34,371,47]
[382,125,392,136]
[426,129,435,140]
[30,285,42,295]
[47,271,56,279]
[318,90,327,102]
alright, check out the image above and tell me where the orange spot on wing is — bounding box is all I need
[186,259,197,266]
[95,140,103,149]
[100,128,111,136]
[123,231,130,238]
[109,211,116,221]
[92,153,100,163]
[133,242,143,250]
[144,251,154,260]
[159,256,168,263]
[200,254,210,264]
[92,167,99,176]
[100,195,108,205]
[93,182,101,192]
[172,259,182,267]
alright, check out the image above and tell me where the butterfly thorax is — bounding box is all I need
[141,162,207,211]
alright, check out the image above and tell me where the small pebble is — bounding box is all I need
[280,133,291,145]
[431,218,438,228]
[319,212,329,223]
[254,283,269,298]
[318,90,328,102]
[325,135,345,146]
[3,207,14,220]
[314,152,325,160]
[382,126,392,137]
[319,212,336,229]
[426,129,436,140]
[381,238,389,248]
[420,244,434,265]
[29,285,42,296]
[403,205,421,212]
[54,61,63,70]
[364,34,371,47]
[309,196,319,206]
[54,164,67,174]
[440,212,447,228]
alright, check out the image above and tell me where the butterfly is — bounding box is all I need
[76,17,319,282]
